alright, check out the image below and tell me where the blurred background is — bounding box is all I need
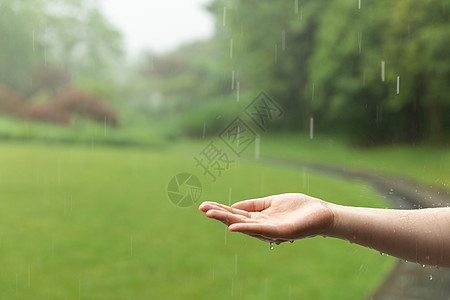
[0,0,448,299]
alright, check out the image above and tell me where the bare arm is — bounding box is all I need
[199,193,450,268]
[330,204,450,267]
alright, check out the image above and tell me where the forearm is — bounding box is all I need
[327,204,450,267]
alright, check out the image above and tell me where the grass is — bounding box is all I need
[0,116,169,148]
[0,141,395,299]
[258,133,450,191]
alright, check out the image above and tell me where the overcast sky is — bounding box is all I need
[100,0,215,55]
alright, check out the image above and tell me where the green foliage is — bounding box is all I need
[0,0,123,94]
[165,0,450,144]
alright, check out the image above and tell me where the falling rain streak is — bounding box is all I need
[57,158,61,184]
[231,70,235,90]
[274,43,278,64]
[223,7,227,27]
[230,39,233,59]
[254,135,260,160]
[224,226,228,245]
[295,0,299,14]
[32,30,35,51]
[236,81,240,102]
[358,0,361,9]
[310,117,314,139]
[357,31,362,53]
[397,76,400,94]
[282,30,286,51]
[376,105,383,123]
[129,236,133,257]
[381,60,385,82]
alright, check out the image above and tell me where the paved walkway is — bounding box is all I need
[261,157,450,300]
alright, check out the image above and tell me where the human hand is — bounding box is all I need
[198,193,335,245]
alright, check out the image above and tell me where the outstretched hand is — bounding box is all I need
[198,193,335,245]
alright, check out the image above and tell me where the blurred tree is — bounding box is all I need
[0,0,123,96]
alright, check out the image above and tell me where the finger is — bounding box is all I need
[199,201,220,212]
[228,222,279,237]
[205,209,250,226]
[200,202,251,217]
[231,196,273,212]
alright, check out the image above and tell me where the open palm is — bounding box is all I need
[199,193,335,245]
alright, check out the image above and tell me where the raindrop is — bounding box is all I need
[231,277,235,296]
[381,60,385,82]
[396,76,400,94]
[224,226,228,245]
[274,43,278,64]
[231,70,235,90]
[129,236,133,257]
[202,122,206,139]
[223,7,227,27]
[32,29,35,51]
[265,278,269,298]
[28,264,31,288]
[302,168,306,189]
[57,158,61,184]
[230,39,233,59]
[429,275,433,280]
[309,117,314,139]
[358,0,361,9]
[357,31,362,53]
[269,242,274,250]
[254,135,260,161]
[294,0,299,14]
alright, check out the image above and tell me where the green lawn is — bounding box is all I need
[0,141,395,299]
[259,134,450,191]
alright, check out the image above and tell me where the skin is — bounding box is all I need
[199,193,450,268]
